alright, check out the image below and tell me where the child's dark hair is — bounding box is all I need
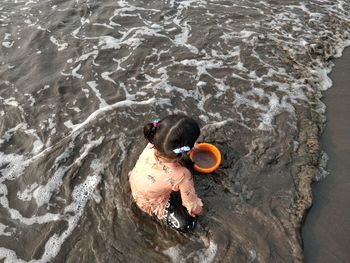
[143,114,200,166]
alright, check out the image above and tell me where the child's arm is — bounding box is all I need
[178,171,203,217]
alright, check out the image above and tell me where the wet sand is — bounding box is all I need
[302,47,350,262]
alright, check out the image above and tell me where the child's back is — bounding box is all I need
[129,115,203,232]
[129,143,202,219]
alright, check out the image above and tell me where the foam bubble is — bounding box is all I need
[17,183,38,202]
[163,241,218,263]
[49,36,68,51]
[192,241,218,263]
[87,81,108,108]
[0,223,14,237]
[0,247,24,263]
[315,151,329,181]
[163,245,182,262]
[71,63,83,79]
[2,33,14,48]
[0,152,27,182]
[310,67,333,91]
[3,97,19,107]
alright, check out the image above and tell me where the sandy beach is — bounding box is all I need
[302,47,350,262]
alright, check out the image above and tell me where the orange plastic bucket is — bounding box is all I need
[189,143,221,173]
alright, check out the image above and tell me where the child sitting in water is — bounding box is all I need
[129,114,203,232]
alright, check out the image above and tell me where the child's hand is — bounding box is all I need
[190,204,203,217]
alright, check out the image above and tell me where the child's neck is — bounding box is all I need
[154,150,178,163]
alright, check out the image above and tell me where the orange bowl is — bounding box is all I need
[189,143,221,173]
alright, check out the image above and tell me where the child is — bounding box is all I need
[129,114,203,232]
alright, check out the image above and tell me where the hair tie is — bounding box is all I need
[152,118,160,128]
[173,146,191,155]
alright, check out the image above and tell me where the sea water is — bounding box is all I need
[0,0,350,262]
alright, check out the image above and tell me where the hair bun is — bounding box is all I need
[143,122,157,142]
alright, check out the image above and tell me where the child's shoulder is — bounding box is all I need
[172,165,191,179]
[140,143,154,155]
[146,143,153,149]
[134,143,155,165]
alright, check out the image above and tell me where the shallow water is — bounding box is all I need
[192,150,217,169]
[1,0,350,262]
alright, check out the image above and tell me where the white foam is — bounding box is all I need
[172,19,198,54]
[0,223,14,237]
[92,22,114,29]
[17,183,39,201]
[39,174,101,262]
[249,249,257,261]
[0,157,103,262]
[81,87,90,97]
[0,172,102,263]
[47,116,56,130]
[33,136,103,207]
[97,35,128,50]
[163,241,217,263]
[99,64,129,100]
[0,247,24,263]
[191,241,218,263]
[24,93,35,106]
[2,40,14,48]
[0,123,27,145]
[334,39,350,58]
[71,63,83,79]
[25,129,44,155]
[68,107,82,113]
[49,36,68,51]
[36,85,50,94]
[101,71,117,84]
[310,66,333,91]
[0,152,27,182]
[2,33,14,48]
[78,50,98,61]
[89,159,104,203]
[69,98,169,133]
[3,97,19,107]
[0,184,60,225]
[163,245,182,262]
[64,120,76,129]
[315,151,329,181]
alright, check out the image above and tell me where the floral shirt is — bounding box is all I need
[129,143,203,219]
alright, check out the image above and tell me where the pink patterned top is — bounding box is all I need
[129,143,203,219]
